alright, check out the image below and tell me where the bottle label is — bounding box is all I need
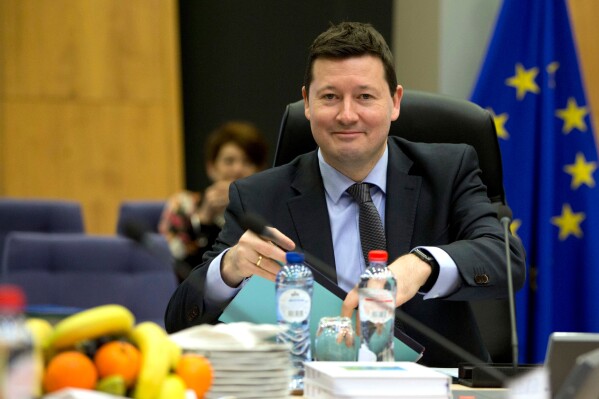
[278,289,311,323]
[359,288,395,323]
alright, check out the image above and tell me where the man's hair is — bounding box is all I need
[204,121,269,170]
[303,21,397,98]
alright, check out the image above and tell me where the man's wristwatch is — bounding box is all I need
[411,248,440,292]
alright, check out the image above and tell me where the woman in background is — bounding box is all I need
[159,121,269,282]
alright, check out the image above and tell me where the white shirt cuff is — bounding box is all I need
[416,246,460,299]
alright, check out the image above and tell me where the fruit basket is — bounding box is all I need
[28,304,210,399]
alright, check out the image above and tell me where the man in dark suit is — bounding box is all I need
[165,22,526,367]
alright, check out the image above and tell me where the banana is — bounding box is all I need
[156,373,186,399]
[130,322,171,399]
[46,304,135,350]
[25,317,54,350]
[165,336,182,371]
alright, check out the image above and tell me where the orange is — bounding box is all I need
[93,340,142,388]
[175,353,213,399]
[43,351,98,393]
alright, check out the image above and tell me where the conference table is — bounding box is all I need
[289,385,507,399]
[288,368,509,399]
[450,384,507,399]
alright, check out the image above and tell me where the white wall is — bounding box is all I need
[393,0,501,100]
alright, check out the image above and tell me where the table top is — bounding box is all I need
[451,383,508,399]
[291,384,507,399]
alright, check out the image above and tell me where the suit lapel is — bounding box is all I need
[386,140,421,261]
[287,153,338,284]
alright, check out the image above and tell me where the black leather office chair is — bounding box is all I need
[274,90,512,363]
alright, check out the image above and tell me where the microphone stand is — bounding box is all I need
[458,205,538,387]
[501,215,519,373]
[121,221,175,267]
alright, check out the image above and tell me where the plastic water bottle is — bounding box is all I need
[358,250,397,362]
[276,251,313,393]
[0,284,35,399]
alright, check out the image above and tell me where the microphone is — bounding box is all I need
[121,220,174,267]
[240,213,344,289]
[238,212,509,385]
[240,213,273,239]
[497,203,513,224]
[497,204,519,372]
[122,219,151,245]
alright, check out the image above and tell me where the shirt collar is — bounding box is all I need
[318,146,388,204]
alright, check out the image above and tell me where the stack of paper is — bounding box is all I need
[304,361,451,399]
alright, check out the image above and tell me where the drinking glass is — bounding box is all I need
[314,316,358,361]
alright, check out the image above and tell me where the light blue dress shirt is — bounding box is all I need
[205,143,460,308]
[317,149,387,292]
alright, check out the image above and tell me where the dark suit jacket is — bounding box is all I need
[165,136,526,367]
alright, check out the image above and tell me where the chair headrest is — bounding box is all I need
[274,90,505,204]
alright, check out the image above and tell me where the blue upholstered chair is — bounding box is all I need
[116,200,165,235]
[0,232,176,326]
[0,198,85,263]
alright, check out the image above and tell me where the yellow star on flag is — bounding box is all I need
[505,63,540,100]
[551,203,586,240]
[564,152,597,189]
[510,219,521,238]
[555,97,588,134]
[488,108,509,139]
[546,61,559,88]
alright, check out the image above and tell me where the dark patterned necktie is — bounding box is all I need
[346,183,387,264]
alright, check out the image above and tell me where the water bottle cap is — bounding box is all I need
[285,251,305,263]
[368,250,388,262]
[0,284,26,312]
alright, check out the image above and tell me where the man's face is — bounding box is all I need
[303,55,402,178]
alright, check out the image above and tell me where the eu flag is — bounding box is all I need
[471,0,599,363]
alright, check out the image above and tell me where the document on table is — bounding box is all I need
[219,274,424,361]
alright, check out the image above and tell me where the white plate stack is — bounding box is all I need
[195,344,292,399]
[169,323,293,399]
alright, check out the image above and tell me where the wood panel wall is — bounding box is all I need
[0,0,183,234]
[0,1,597,234]
[568,0,599,149]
